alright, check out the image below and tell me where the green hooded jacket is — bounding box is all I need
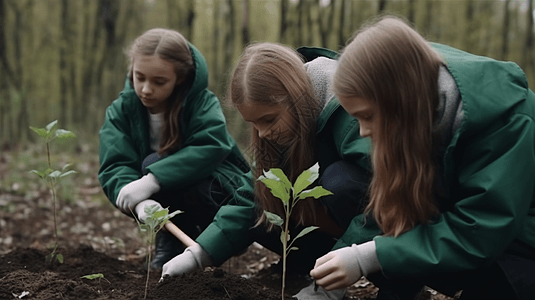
[196,47,372,266]
[334,43,535,277]
[98,44,250,207]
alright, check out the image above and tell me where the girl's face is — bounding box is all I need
[132,54,182,114]
[237,101,297,147]
[339,96,378,141]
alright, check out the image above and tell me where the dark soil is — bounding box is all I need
[0,149,455,300]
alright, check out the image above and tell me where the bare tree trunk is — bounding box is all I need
[378,0,387,14]
[12,3,29,143]
[338,0,346,48]
[462,0,475,50]
[407,0,415,24]
[521,0,533,71]
[59,0,69,127]
[0,0,13,143]
[279,0,288,43]
[500,0,510,61]
[318,0,336,48]
[241,0,250,47]
[185,0,195,42]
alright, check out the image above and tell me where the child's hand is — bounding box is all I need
[160,244,212,281]
[134,199,163,222]
[310,245,362,291]
[116,173,160,213]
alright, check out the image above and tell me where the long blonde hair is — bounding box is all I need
[334,16,444,237]
[230,42,321,228]
[128,28,194,155]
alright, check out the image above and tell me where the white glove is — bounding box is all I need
[160,243,213,280]
[134,199,163,223]
[294,282,346,300]
[116,173,160,214]
[310,244,362,291]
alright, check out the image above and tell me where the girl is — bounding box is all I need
[98,28,249,271]
[310,16,535,300]
[160,42,371,297]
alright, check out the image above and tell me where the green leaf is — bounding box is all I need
[62,164,71,171]
[293,162,320,197]
[289,246,299,252]
[30,170,45,178]
[298,186,333,201]
[265,168,292,192]
[45,120,58,133]
[44,168,54,176]
[145,204,161,215]
[152,209,168,220]
[30,126,48,138]
[54,129,76,139]
[56,253,64,263]
[294,226,319,241]
[280,231,290,245]
[48,170,62,179]
[168,210,183,219]
[264,211,283,227]
[258,177,290,204]
[60,170,76,178]
[81,273,105,280]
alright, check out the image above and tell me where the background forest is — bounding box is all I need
[0,0,534,153]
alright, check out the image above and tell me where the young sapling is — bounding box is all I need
[81,273,110,293]
[133,204,183,299]
[258,162,333,300]
[29,120,76,265]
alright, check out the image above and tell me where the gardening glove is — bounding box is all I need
[134,199,163,223]
[294,282,346,300]
[116,173,160,214]
[160,243,213,280]
[310,244,363,291]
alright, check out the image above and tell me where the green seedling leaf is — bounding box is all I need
[82,273,105,280]
[294,226,319,241]
[293,162,320,196]
[258,177,290,204]
[265,168,292,192]
[56,254,64,263]
[46,120,58,133]
[298,186,333,201]
[30,170,45,178]
[54,129,76,139]
[168,210,183,219]
[44,168,54,176]
[280,231,290,245]
[62,164,72,171]
[60,170,76,178]
[264,210,284,227]
[48,170,62,179]
[289,247,299,252]
[30,126,48,137]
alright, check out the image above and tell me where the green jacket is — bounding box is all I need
[98,44,249,207]
[196,47,371,266]
[335,43,535,277]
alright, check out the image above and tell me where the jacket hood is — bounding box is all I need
[297,46,342,134]
[186,43,209,102]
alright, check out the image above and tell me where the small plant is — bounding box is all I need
[257,162,333,300]
[133,204,182,299]
[29,120,76,265]
[81,273,110,293]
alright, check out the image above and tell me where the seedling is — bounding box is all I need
[81,273,110,293]
[258,162,333,300]
[133,204,183,299]
[29,120,76,265]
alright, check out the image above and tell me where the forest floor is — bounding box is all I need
[0,145,458,299]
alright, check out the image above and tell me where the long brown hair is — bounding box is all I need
[128,28,195,155]
[333,16,444,237]
[229,42,321,228]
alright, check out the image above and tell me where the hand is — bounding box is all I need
[116,173,160,214]
[160,244,213,280]
[293,282,346,300]
[310,245,362,291]
[134,199,163,223]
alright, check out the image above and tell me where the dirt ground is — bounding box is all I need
[0,148,457,300]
